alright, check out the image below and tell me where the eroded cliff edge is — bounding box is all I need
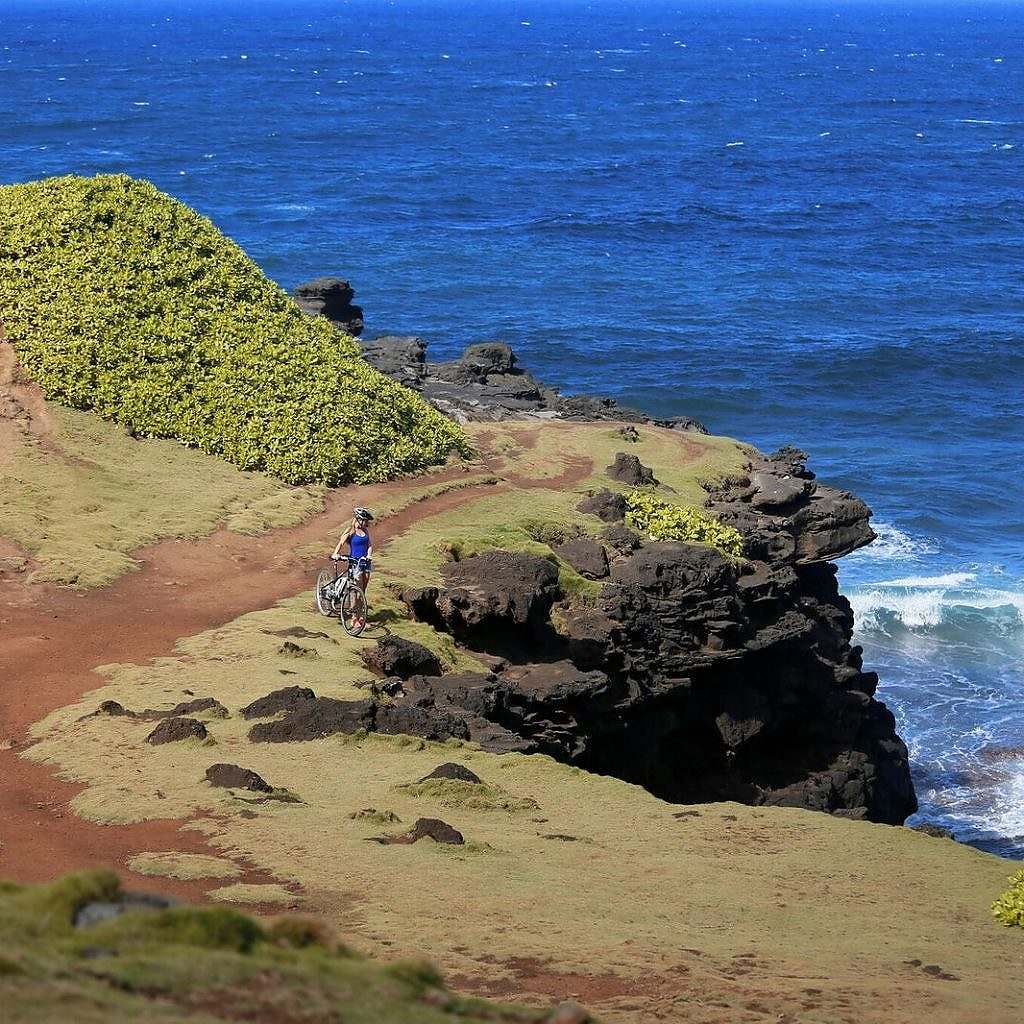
[285,290,918,824]
[391,446,915,824]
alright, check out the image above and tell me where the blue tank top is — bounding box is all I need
[348,530,370,560]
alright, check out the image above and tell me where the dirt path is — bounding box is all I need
[0,430,592,891]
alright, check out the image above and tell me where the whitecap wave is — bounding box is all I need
[850,573,1024,632]
[858,522,938,562]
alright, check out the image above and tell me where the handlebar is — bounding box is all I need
[331,555,372,569]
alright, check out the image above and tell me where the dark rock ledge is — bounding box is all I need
[293,279,705,428]
[285,279,914,824]
[236,478,912,823]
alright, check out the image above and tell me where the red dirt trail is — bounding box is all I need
[0,430,591,894]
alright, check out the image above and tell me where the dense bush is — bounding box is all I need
[624,489,745,557]
[992,869,1024,928]
[0,174,468,484]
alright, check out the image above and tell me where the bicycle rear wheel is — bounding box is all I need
[316,570,339,617]
[340,585,368,637]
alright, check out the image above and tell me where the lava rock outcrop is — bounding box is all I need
[390,455,915,823]
[357,334,707,429]
[292,277,364,337]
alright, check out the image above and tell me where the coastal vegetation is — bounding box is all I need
[0,871,555,1023]
[992,869,1024,928]
[0,174,466,485]
[623,488,744,557]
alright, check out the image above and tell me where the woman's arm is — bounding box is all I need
[332,527,354,558]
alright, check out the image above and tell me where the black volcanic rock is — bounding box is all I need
[241,686,317,720]
[419,763,482,784]
[705,447,876,564]
[248,698,374,743]
[371,817,464,846]
[205,763,273,792]
[359,335,427,387]
[292,277,363,336]
[146,717,207,745]
[360,636,442,680]
[354,334,707,429]
[387,541,915,825]
[553,536,609,579]
[606,452,657,486]
[402,551,561,652]
[576,489,627,522]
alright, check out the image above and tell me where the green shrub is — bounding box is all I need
[98,906,265,953]
[0,174,468,485]
[624,490,744,558]
[992,869,1024,928]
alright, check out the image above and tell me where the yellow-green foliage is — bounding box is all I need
[0,174,467,484]
[624,489,744,557]
[992,869,1024,928]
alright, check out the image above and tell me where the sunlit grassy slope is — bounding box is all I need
[23,421,1024,1024]
[0,872,559,1024]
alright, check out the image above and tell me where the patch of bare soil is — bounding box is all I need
[0,335,57,464]
[0,424,591,895]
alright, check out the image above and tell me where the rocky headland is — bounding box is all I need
[284,281,917,825]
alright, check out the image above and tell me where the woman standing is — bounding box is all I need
[332,506,374,626]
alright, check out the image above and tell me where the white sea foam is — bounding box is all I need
[859,522,938,562]
[850,573,1024,631]
[876,572,977,588]
[956,118,1004,125]
[726,141,744,147]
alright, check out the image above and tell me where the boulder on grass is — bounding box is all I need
[418,763,482,784]
[146,717,207,745]
[241,687,317,720]
[205,763,272,793]
[576,489,627,522]
[360,636,442,680]
[606,452,657,486]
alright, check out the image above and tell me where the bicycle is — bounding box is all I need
[315,555,371,636]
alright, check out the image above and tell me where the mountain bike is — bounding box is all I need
[316,555,370,636]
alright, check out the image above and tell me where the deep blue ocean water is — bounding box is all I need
[3,0,1022,855]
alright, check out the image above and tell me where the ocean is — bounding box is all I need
[2,0,1022,856]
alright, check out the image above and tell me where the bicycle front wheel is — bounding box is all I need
[340,585,368,637]
[316,570,339,617]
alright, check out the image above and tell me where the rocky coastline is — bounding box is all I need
[280,278,919,825]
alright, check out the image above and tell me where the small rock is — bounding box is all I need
[418,763,482,785]
[74,892,179,928]
[360,636,442,680]
[909,822,955,840]
[279,641,318,658]
[371,818,465,846]
[80,700,134,720]
[576,489,627,522]
[145,717,207,745]
[606,452,657,486]
[262,626,333,640]
[407,818,465,845]
[240,686,317,720]
[170,697,229,719]
[205,763,273,793]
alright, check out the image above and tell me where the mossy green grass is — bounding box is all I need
[0,872,554,1023]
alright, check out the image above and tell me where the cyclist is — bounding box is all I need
[331,507,374,626]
